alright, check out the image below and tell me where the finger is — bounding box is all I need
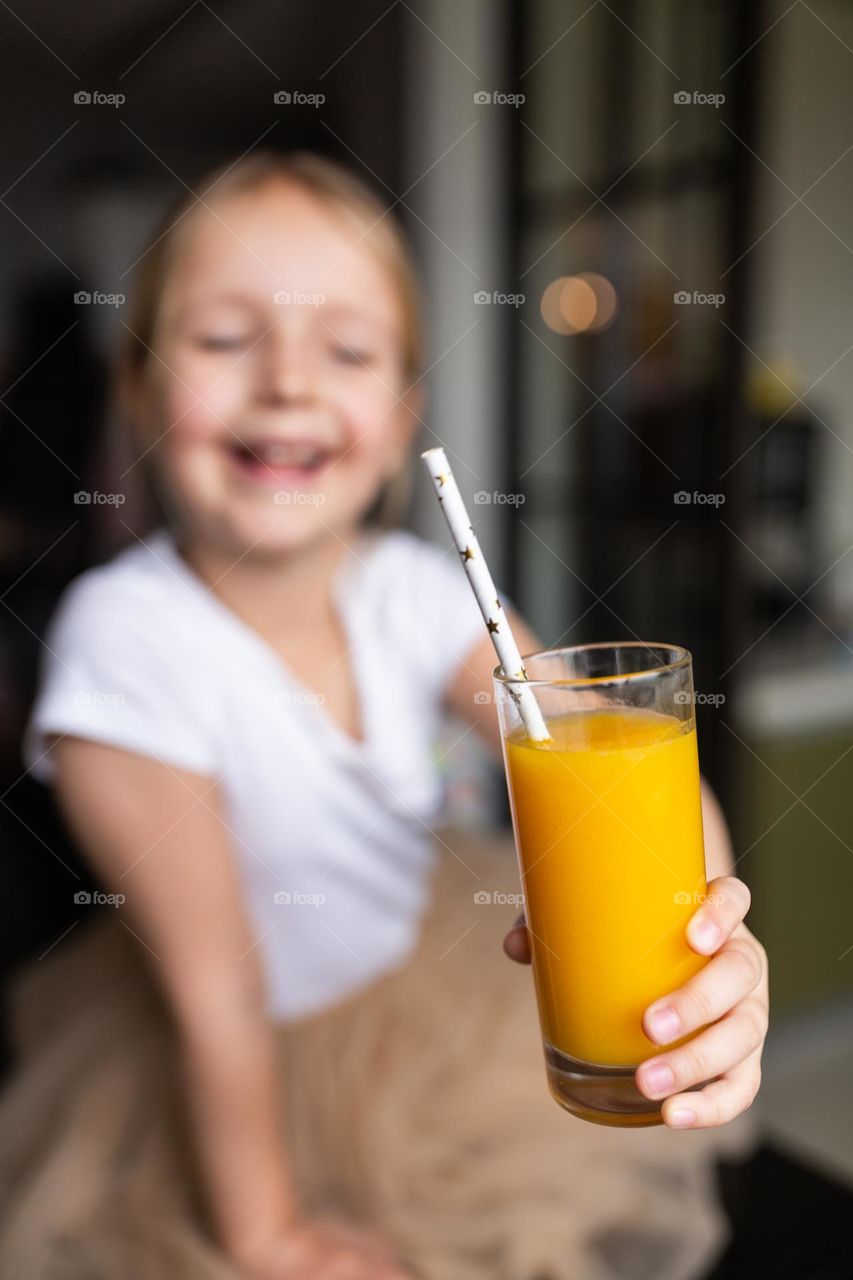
[324,1253,401,1280]
[659,1050,763,1129]
[269,1232,315,1269]
[318,1259,365,1280]
[319,1245,388,1280]
[320,1222,403,1274]
[643,936,763,1044]
[637,996,768,1100]
[318,1220,390,1257]
[502,924,531,963]
[687,876,751,955]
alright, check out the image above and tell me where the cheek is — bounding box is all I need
[334,372,409,454]
[151,375,226,478]
[158,353,249,434]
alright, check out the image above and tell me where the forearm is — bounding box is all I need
[179,1002,296,1261]
[50,743,301,1262]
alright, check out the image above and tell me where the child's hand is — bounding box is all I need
[502,875,768,1130]
[238,1211,415,1279]
[635,876,767,1128]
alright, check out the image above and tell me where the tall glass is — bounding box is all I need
[494,642,709,1127]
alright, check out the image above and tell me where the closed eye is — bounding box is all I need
[330,344,375,366]
[195,335,249,352]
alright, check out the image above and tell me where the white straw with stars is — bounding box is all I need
[421,447,551,742]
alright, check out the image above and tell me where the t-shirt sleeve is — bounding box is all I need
[24,572,219,783]
[383,532,497,703]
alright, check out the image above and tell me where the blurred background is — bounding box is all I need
[1,0,852,1268]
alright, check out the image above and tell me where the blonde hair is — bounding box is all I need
[111,150,423,537]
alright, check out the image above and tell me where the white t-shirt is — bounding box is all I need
[25,528,487,1020]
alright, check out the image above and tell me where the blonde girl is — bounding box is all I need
[3,152,767,1279]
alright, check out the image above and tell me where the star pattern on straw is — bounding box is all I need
[421,446,550,741]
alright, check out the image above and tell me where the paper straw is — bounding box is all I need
[421,447,551,742]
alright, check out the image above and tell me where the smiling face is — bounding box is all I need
[131,179,420,559]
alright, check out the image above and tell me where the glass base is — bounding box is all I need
[544,1039,662,1127]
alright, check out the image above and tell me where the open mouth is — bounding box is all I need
[228,436,334,486]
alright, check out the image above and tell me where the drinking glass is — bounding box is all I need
[494,642,709,1126]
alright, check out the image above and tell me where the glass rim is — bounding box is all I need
[492,641,692,689]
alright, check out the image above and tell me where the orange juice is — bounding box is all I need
[505,707,708,1067]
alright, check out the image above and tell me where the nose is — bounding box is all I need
[258,321,314,406]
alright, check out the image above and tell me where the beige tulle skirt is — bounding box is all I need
[0,829,755,1280]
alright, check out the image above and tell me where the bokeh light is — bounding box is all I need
[540,273,619,334]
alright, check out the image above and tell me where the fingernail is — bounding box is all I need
[691,919,722,952]
[669,1107,696,1128]
[648,1005,682,1043]
[642,1063,675,1095]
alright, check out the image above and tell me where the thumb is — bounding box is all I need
[503,911,531,964]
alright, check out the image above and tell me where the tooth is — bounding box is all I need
[244,441,326,467]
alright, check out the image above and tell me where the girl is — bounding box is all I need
[2,153,767,1280]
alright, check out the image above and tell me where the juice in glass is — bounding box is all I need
[495,644,710,1126]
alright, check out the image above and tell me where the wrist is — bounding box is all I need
[174,1027,297,1258]
[218,1179,299,1263]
